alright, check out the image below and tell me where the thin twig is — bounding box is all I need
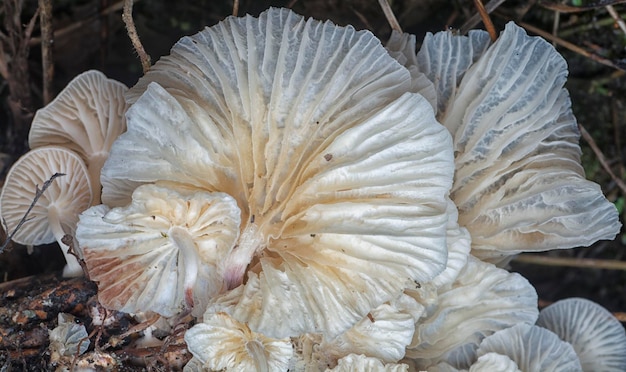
[606,5,626,36]
[461,0,507,35]
[578,123,626,195]
[514,254,626,271]
[539,0,626,13]
[232,0,239,16]
[473,0,498,41]
[122,0,151,74]
[39,0,53,105]
[0,173,65,253]
[378,0,402,33]
[518,21,624,70]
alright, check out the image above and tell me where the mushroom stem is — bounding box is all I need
[87,152,108,205]
[48,207,84,278]
[222,223,263,290]
[246,340,269,372]
[169,226,199,309]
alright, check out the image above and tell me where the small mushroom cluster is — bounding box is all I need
[1,7,623,371]
[0,70,127,277]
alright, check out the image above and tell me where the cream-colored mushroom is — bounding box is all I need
[184,312,293,372]
[75,183,240,317]
[400,22,621,263]
[404,256,538,370]
[29,70,128,204]
[96,8,454,338]
[0,146,92,277]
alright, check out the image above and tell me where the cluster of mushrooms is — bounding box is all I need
[1,7,626,371]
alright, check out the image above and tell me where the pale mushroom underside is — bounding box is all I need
[97,7,455,338]
[412,22,621,262]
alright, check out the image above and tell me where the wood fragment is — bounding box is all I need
[514,254,626,271]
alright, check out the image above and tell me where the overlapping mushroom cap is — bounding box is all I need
[79,7,455,338]
[389,22,621,263]
[76,183,240,317]
[29,70,128,204]
[537,297,626,371]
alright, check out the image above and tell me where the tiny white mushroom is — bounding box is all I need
[0,146,92,277]
[475,324,582,371]
[537,297,626,372]
[184,312,293,372]
[29,70,128,204]
[328,354,409,372]
[75,183,240,317]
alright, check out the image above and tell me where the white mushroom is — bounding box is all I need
[537,297,626,372]
[327,354,409,372]
[97,8,454,338]
[0,146,92,277]
[410,22,621,263]
[184,312,293,372]
[75,183,240,317]
[29,70,128,204]
[404,256,538,370]
[475,323,582,371]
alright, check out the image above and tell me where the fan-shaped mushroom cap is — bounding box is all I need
[324,293,423,363]
[100,8,454,338]
[328,354,409,372]
[414,22,621,263]
[385,31,437,111]
[29,70,128,204]
[184,312,293,372]
[0,146,92,277]
[75,183,240,317]
[404,256,538,370]
[475,324,582,371]
[537,297,626,372]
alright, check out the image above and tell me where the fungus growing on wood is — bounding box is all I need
[92,7,455,338]
[0,146,92,277]
[29,70,128,204]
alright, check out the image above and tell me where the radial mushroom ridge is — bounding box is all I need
[96,7,455,337]
[412,21,621,262]
[76,183,241,317]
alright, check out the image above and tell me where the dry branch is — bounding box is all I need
[122,0,151,74]
[39,0,53,105]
